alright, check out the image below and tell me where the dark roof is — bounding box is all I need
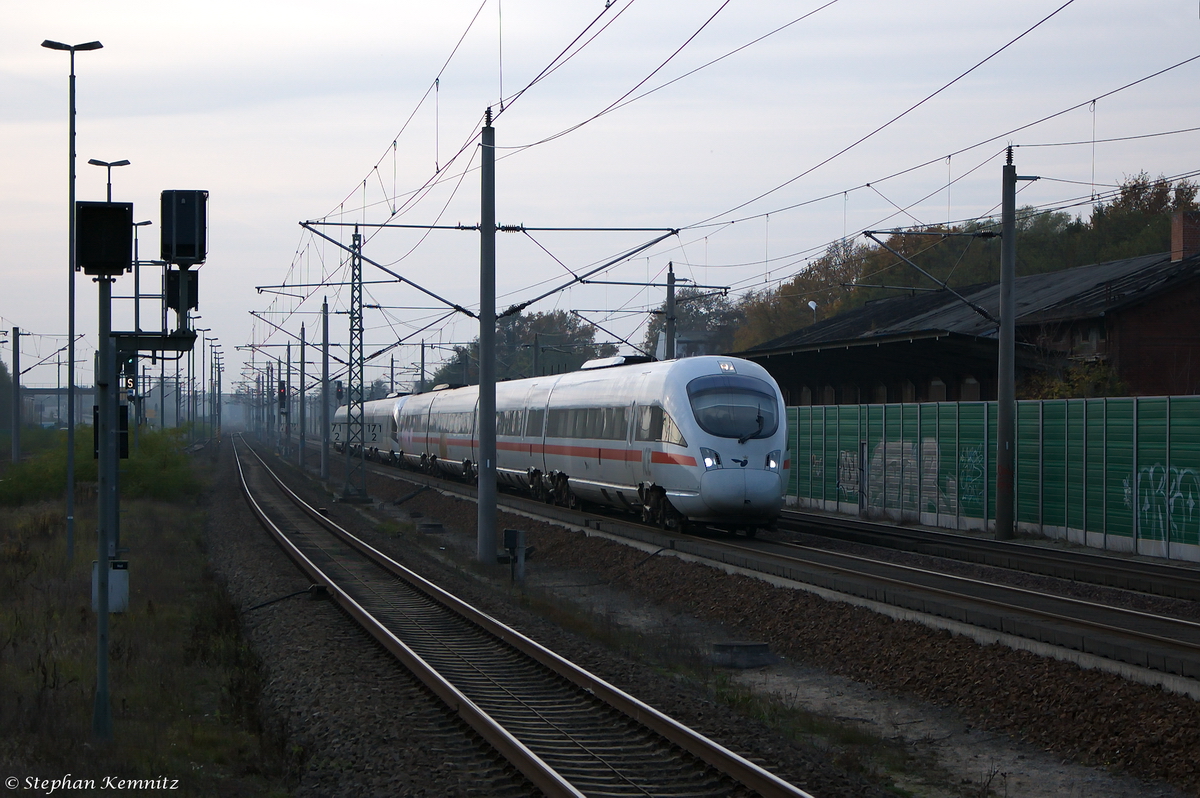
[745,251,1200,355]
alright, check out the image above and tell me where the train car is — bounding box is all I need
[332,394,406,462]
[379,355,789,533]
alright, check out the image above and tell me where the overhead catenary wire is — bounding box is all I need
[250,3,1200,384]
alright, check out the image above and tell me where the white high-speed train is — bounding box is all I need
[333,355,789,532]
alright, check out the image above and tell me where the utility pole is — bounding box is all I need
[419,339,425,393]
[390,353,394,394]
[532,332,539,377]
[665,263,677,360]
[477,109,497,564]
[11,327,19,463]
[93,272,116,740]
[996,146,1038,541]
[299,324,306,468]
[285,341,291,455]
[267,361,273,446]
[321,298,330,480]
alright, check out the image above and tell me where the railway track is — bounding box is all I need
[329,449,1200,694]
[235,437,811,798]
[781,508,1200,601]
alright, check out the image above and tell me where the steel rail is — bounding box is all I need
[780,509,1200,601]
[341,455,1200,675]
[706,536,1200,657]
[238,437,814,798]
[233,439,583,798]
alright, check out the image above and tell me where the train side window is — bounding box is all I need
[661,412,686,447]
[634,405,686,447]
[635,405,658,442]
[526,408,545,438]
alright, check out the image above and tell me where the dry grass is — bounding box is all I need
[0,492,290,796]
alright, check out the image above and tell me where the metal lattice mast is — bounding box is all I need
[343,226,369,501]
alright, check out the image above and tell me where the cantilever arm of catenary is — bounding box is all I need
[568,310,653,358]
[300,222,477,319]
[499,229,679,319]
[863,231,999,326]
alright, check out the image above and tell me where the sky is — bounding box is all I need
[3,0,1199,395]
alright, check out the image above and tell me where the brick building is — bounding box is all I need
[739,212,1200,404]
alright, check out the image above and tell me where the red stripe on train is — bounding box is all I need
[404,436,696,466]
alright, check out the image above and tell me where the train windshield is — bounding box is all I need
[686,374,779,441]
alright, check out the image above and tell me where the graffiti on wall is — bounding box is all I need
[1124,465,1200,542]
[860,438,958,514]
[958,446,985,508]
[837,450,859,500]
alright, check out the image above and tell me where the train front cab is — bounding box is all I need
[663,366,786,529]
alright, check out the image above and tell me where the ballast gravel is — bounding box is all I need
[207,443,1200,796]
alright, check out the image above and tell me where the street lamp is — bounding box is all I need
[193,328,210,440]
[42,38,103,569]
[87,158,130,202]
[807,300,818,325]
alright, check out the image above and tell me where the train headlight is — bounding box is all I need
[765,450,781,471]
[700,447,722,469]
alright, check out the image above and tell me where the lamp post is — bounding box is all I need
[42,37,103,566]
[132,220,151,332]
[807,300,818,325]
[87,158,129,203]
[194,328,210,441]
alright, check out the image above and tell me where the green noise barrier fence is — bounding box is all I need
[788,397,1200,561]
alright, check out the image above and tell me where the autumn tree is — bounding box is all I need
[426,310,617,386]
[641,287,745,356]
[732,238,872,350]
[731,173,1200,352]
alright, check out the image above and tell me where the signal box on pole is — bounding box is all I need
[76,202,133,276]
[161,190,208,267]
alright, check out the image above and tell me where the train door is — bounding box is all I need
[522,381,553,481]
[625,399,642,485]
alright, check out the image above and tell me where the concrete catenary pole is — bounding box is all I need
[11,327,19,463]
[321,298,330,480]
[996,147,1018,540]
[285,341,291,454]
[665,264,676,360]
[477,109,497,563]
[299,324,306,468]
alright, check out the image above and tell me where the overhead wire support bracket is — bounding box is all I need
[582,279,730,295]
[843,283,941,292]
[305,220,480,231]
[863,231,999,326]
[863,229,1000,239]
[256,279,404,292]
[299,221,476,318]
[568,310,653,358]
[499,228,680,320]
[249,311,350,366]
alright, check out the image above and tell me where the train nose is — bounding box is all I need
[699,468,783,518]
